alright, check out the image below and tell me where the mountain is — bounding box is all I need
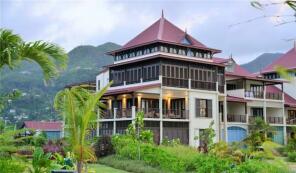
[0,42,120,124]
[241,53,284,73]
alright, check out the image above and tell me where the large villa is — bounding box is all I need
[94,14,296,147]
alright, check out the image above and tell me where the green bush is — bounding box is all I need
[194,154,232,173]
[99,155,167,173]
[0,158,27,173]
[288,152,296,162]
[234,159,290,173]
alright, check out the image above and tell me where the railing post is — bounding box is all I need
[132,106,136,119]
[96,109,100,137]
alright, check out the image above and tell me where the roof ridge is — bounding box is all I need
[157,17,165,40]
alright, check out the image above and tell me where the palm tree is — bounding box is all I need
[0,28,68,81]
[54,82,111,173]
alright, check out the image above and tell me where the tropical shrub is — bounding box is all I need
[94,136,114,158]
[161,137,181,146]
[31,147,53,173]
[43,140,65,156]
[194,154,233,173]
[233,159,290,173]
[52,152,75,170]
[0,158,27,173]
[288,152,296,162]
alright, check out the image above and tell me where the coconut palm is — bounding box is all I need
[0,28,68,81]
[54,82,111,173]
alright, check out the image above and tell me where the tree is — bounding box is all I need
[245,117,272,151]
[195,121,215,153]
[0,28,68,81]
[54,83,111,173]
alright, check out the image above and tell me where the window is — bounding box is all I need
[252,108,263,118]
[196,99,212,118]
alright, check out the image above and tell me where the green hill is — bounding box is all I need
[0,42,120,124]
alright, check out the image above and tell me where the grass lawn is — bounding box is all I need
[88,163,130,173]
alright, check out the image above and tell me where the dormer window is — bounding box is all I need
[187,49,194,57]
[136,50,142,56]
[181,37,191,45]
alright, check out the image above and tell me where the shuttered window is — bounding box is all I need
[195,99,212,118]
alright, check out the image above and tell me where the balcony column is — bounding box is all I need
[223,96,228,142]
[188,78,191,89]
[96,109,100,137]
[113,108,117,135]
[159,88,163,144]
[282,94,287,144]
[263,85,267,122]
[132,106,136,119]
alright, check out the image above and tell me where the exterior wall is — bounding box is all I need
[284,79,296,99]
[188,90,219,147]
[96,70,109,91]
[227,102,245,115]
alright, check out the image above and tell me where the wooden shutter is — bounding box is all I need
[195,99,200,117]
[207,100,212,118]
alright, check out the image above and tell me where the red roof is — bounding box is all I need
[226,63,252,77]
[262,46,296,74]
[109,16,220,54]
[23,121,62,131]
[227,95,249,103]
[105,83,161,95]
[266,86,296,108]
[213,57,229,64]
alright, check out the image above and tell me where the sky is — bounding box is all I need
[1,0,295,64]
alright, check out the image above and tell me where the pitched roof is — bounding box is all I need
[23,121,62,131]
[266,86,296,108]
[109,15,220,54]
[261,46,296,74]
[213,57,253,77]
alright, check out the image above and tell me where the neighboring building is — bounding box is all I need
[22,121,63,140]
[95,13,296,146]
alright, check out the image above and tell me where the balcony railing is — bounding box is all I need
[191,80,216,91]
[100,109,113,119]
[162,77,188,88]
[266,92,282,100]
[163,109,189,119]
[249,116,264,122]
[245,90,264,99]
[267,116,283,124]
[141,108,160,118]
[116,108,132,118]
[287,118,296,125]
[227,114,246,123]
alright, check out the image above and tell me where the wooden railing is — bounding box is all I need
[116,108,132,118]
[267,116,283,124]
[287,118,296,125]
[245,90,263,99]
[162,77,188,88]
[227,114,246,123]
[191,80,216,91]
[266,92,282,100]
[100,109,113,119]
[141,108,160,118]
[163,109,189,119]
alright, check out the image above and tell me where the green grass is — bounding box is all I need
[88,163,130,173]
[98,155,169,173]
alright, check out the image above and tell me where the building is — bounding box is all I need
[95,13,296,146]
[22,121,63,140]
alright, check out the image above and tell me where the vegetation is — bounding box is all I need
[54,83,111,173]
[94,136,114,158]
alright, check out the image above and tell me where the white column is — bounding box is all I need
[96,109,100,137]
[188,78,191,89]
[113,108,117,135]
[263,85,267,122]
[159,87,163,144]
[224,96,228,142]
[282,93,287,145]
[132,106,136,119]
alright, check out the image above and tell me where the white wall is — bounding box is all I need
[188,91,219,147]
[227,102,245,115]
[96,70,109,91]
[284,79,296,99]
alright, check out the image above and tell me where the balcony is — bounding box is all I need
[191,80,216,91]
[287,118,296,125]
[245,90,263,99]
[266,92,282,100]
[249,116,264,122]
[163,109,189,119]
[116,108,132,118]
[162,77,188,88]
[227,114,246,123]
[100,109,113,119]
[267,116,283,124]
[142,108,160,118]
